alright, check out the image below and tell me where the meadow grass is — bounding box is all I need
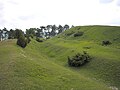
[1,25,120,90]
[0,39,111,90]
[38,26,120,89]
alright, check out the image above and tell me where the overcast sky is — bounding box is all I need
[0,0,120,30]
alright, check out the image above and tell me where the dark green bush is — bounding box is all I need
[74,32,84,37]
[83,46,91,49]
[102,40,111,46]
[17,36,27,48]
[68,51,91,67]
[36,37,43,42]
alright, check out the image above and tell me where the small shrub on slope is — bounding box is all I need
[36,37,43,42]
[102,40,111,46]
[68,51,91,67]
[74,32,84,37]
[17,36,28,48]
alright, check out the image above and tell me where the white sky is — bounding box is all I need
[0,0,120,30]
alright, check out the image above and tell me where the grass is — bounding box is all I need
[0,39,111,90]
[38,26,120,89]
[0,25,120,90]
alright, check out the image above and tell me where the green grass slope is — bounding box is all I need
[0,39,111,90]
[60,25,120,43]
[38,26,120,89]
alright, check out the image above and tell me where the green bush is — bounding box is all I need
[17,36,27,48]
[74,32,84,37]
[36,37,43,42]
[68,51,91,67]
[102,40,111,46]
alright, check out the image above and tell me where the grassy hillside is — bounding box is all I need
[0,39,111,90]
[38,26,120,89]
[0,25,120,90]
[60,26,120,43]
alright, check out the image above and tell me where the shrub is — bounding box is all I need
[74,32,84,37]
[83,46,91,49]
[102,40,111,46]
[68,51,91,67]
[17,36,27,48]
[36,37,43,42]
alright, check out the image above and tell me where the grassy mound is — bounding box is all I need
[38,25,120,89]
[0,25,120,90]
[0,39,111,90]
[60,25,120,43]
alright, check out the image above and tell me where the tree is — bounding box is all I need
[50,25,57,36]
[2,27,8,40]
[17,35,27,48]
[58,25,63,34]
[26,28,36,38]
[71,25,74,28]
[46,25,52,33]
[64,24,69,30]
[15,29,24,39]
[16,29,31,48]
[36,28,42,37]
[0,29,3,41]
[8,29,15,39]
[16,29,27,48]
[40,26,46,38]
[45,25,52,38]
[40,26,46,30]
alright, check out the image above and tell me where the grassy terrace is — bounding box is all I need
[0,26,120,90]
